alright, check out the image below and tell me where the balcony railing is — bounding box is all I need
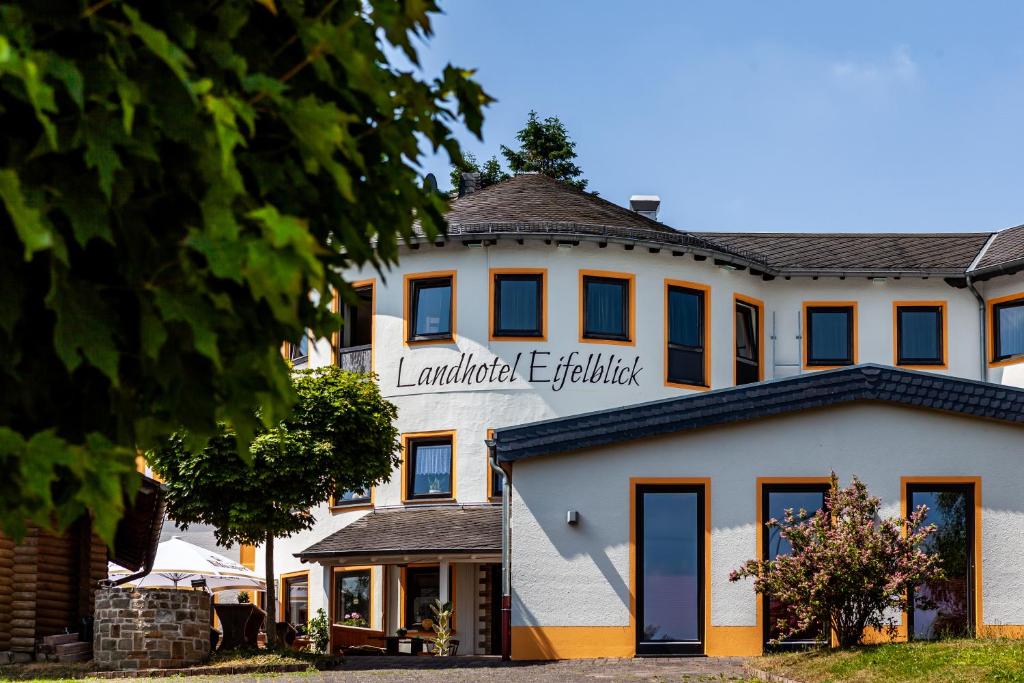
[337,345,372,373]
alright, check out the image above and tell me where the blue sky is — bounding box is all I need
[411,1,1024,232]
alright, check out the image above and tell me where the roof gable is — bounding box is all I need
[493,365,1024,463]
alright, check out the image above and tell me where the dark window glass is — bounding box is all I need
[735,301,760,385]
[667,286,705,386]
[404,567,453,629]
[335,488,370,505]
[409,277,452,341]
[897,306,943,365]
[494,274,543,337]
[763,486,828,647]
[289,335,309,364]
[994,300,1024,360]
[909,486,974,640]
[806,306,854,365]
[491,467,504,497]
[636,486,703,655]
[407,438,453,499]
[583,276,629,341]
[283,575,308,625]
[335,569,370,627]
[341,286,373,348]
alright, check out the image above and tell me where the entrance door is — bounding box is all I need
[907,484,975,639]
[636,485,704,655]
[762,484,829,649]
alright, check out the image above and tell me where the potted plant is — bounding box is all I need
[428,477,442,494]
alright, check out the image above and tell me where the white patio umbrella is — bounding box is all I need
[108,536,266,591]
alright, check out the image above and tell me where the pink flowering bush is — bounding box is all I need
[730,474,943,648]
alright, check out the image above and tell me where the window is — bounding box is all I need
[805,304,856,367]
[337,282,374,372]
[281,573,309,625]
[404,566,454,630]
[405,434,454,500]
[581,272,633,343]
[906,483,975,640]
[665,282,708,387]
[287,334,309,366]
[334,568,371,627]
[895,303,945,367]
[735,296,762,385]
[406,273,454,343]
[492,271,544,339]
[333,488,371,507]
[993,297,1024,362]
[761,483,829,648]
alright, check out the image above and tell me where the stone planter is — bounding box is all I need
[93,587,211,671]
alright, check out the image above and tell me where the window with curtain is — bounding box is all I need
[282,574,308,625]
[735,301,760,385]
[334,488,370,505]
[806,306,854,366]
[494,273,543,337]
[897,305,943,365]
[334,569,371,627]
[409,277,453,341]
[407,437,453,499]
[667,285,706,386]
[583,275,629,341]
[994,299,1024,361]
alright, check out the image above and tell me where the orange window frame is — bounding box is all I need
[987,291,1024,368]
[399,564,457,635]
[734,293,765,385]
[663,279,712,391]
[332,279,376,370]
[578,270,636,346]
[489,268,548,341]
[401,430,457,504]
[892,301,948,370]
[331,565,378,630]
[329,485,375,512]
[279,569,311,625]
[403,270,457,346]
[802,301,859,370]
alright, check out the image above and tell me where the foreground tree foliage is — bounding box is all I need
[730,474,943,648]
[148,366,400,647]
[0,0,488,541]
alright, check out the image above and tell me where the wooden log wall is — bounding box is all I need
[10,526,38,653]
[0,532,14,651]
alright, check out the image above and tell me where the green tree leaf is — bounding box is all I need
[0,168,53,257]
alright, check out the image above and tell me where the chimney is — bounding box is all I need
[459,172,482,197]
[629,195,661,221]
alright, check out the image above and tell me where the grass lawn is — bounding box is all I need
[757,638,1024,682]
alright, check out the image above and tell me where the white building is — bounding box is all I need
[266,173,1024,658]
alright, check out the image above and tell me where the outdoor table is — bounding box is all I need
[214,603,265,650]
[384,636,424,655]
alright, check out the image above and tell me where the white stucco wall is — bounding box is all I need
[509,403,1024,630]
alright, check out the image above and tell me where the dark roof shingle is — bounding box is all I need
[494,365,1024,463]
[296,506,500,559]
[974,225,1024,274]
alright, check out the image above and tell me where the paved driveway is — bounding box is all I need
[184,656,754,682]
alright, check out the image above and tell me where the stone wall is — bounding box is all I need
[93,587,210,671]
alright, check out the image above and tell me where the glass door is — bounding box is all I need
[907,484,974,639]
[762,484,829,649]
[636,485,704,655]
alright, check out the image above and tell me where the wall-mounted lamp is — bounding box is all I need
[566,510,579,525]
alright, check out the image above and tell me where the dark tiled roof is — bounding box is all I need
[295,505,500,559]
[698,232,993,275]
[494,365,1024,463]
[973,225,1024,274]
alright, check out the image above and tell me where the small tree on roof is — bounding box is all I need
[730,473,943,648]
[148,366,399,648]
[501,111,589,190]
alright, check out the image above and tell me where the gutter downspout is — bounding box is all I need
[486,438,511,661]
[966,233,997,382]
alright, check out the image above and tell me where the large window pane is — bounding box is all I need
[736,302,760,385]
[335,569,370,627]
[408,438,453,499]
[995,301,1024,360]
[584,276,629,340]
[638,487,703,654]
[341,286,373,348]
[910,487,973,640]
[807,306,853,365]
[404,567,453,629]
[335,488,370,505]
[667,286,705,386]
[410,278,452,340]
[898,307,942,365]
[283,575,308,625]
[495,274,542,337]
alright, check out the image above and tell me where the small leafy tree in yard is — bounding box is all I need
[306,608,330,655]
[730,474,944,648]
[501,111,589,190]
[148,366,400,647]
[429,599,453,656]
